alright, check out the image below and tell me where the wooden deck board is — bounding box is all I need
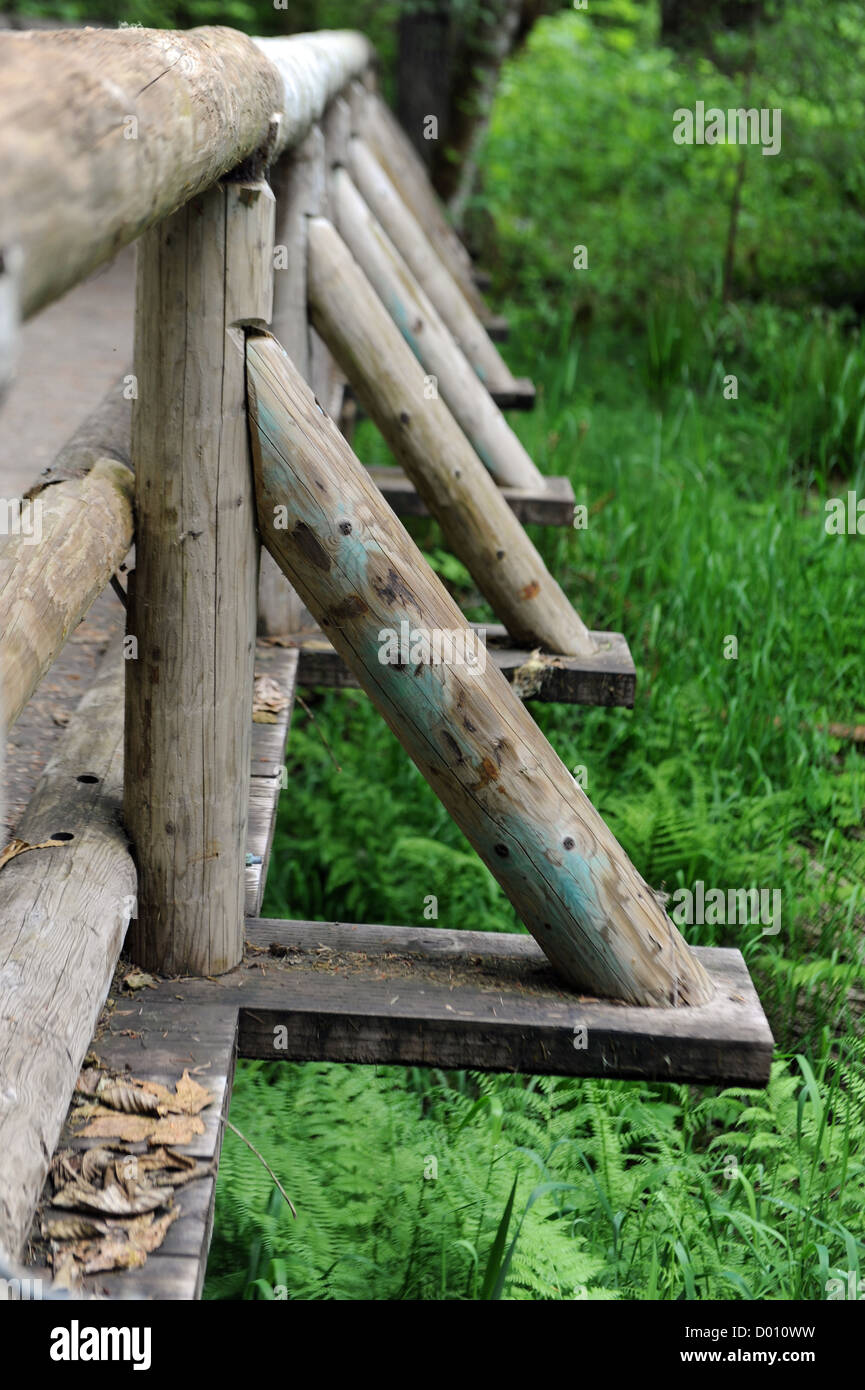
[144,919,774,1087]
[286,623,636,707]
[28,1001,237,1301]
[246,645,299,916]
[368,465,575,527]
[491,377,535,411]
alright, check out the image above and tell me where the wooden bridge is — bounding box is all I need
[0,23,772,1300]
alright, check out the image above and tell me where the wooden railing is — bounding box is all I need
[0,24,771,1279]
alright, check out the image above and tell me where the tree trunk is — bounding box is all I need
[396,2,453,169]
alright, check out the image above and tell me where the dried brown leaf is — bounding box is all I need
[75,1067,103,1096]
[82,1240,148,1275]
[98,1083,162,1116]
[172,1069,213,1116]
[52,1180,170,1218]
[41,1210,110,1241]
[122,969,159,992]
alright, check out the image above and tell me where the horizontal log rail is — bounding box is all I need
[0,383,133,731]
[0,27,373,321]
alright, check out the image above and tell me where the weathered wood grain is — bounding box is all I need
[305,223,594,655]
[0,27,371,320]
[347,136,522,398]
[247,334,712,1006]
[333,169,542,489]
[368,467,575,527]
[0,637,136,1260]
[125,181,273,977]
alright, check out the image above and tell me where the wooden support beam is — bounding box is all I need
[485,314,509,343]
[0,637,136,1260]
[246,334,713,1006]
[158,921,774,1086]
[355,89,490,321]
[368,466,575,527]
[260,132,323,639]
[332,168,542,490]
[347,137,524,401]
[276,623,636,708]
[305,222,593,656]
[125,179,274,978]
[490,378,536,412]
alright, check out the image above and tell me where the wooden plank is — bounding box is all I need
[125,180,273,977]
[245,645,299,917]
[30,1002,238,1300]
[305,228,595,656]
[485,314,509,343]
[287,623,635,707]
[0,636,136,1260]
[3,590,124,841]
[347,137,526,402]
[178,920,774,1086]
[368,466,575,527]
[332,168,543,489]
[0,27,372,320]
[491,378,536,412]
[247,336,710,1005]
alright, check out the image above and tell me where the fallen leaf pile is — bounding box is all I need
[253,673,289,723]
[40,1065,214,1282]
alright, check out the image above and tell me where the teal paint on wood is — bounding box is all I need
[246,332,715,1008]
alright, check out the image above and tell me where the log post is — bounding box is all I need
[355,88,487,318]
[307,217,593,655]
[246,333,714,1007]
[125,178,275,976]
[347,136,516,394]
[332,168,543,489]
